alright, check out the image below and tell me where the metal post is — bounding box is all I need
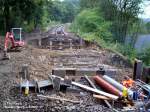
[133,59,143,80]
[80,38,83,49]
[20,28,22,41]
[49,41,52,50]
[38,39,41,47]
[69,39,72,49]
[21,64,29,80]
[59,41,62,50]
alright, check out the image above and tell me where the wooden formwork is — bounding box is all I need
[52,66,117,80]
[40,36,84,50]
[27,32,97,50]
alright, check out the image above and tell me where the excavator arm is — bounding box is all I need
[3,32,16,60]
[4,32,15,51]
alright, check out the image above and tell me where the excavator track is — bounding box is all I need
[7,46,22,52]
[0,45,3,50]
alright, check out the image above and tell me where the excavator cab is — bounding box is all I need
[11,28,22,41]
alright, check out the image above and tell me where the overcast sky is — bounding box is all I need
[140,1,150,18]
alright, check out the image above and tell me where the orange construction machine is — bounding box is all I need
[3,28,25,59]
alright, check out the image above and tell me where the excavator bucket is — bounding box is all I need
[2,56,10,60]
[2,50,10,60]
[0,45,9,60]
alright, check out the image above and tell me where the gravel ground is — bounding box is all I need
[0,44,133,112]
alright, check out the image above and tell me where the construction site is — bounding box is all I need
[0,25,150,112]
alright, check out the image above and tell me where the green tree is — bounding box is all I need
[80,0,100,9]
[0,0,53,33]
[48,0,79,23]
[100,0,143,43]
[0,0,36,32]
[71,8,112,41]
[146,22,150,33]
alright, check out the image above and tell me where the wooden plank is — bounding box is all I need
[37,95,80,103]
[37,79,53,90]
[21,64,30,80]
[71,82,118,100]
[93,94,111,100]
[84,75,97,89]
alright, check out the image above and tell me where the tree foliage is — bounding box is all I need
[80,0,100,9]
[0,0,36,32]
[0,0,79,33]
[146,22,150,33]
[100,0,143,43]
[48,0,79,23]
[0,0,50,32]
[77,0,144,45]
[138,47,150,66]
[74,0,144,43]
[71,8,112,41]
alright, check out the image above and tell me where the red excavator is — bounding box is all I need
[3,28,25,59]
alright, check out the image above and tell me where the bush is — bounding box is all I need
[117,45,137,60]
[71,8,112,41]
[138,47,150,66]
[98,41,137,61]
